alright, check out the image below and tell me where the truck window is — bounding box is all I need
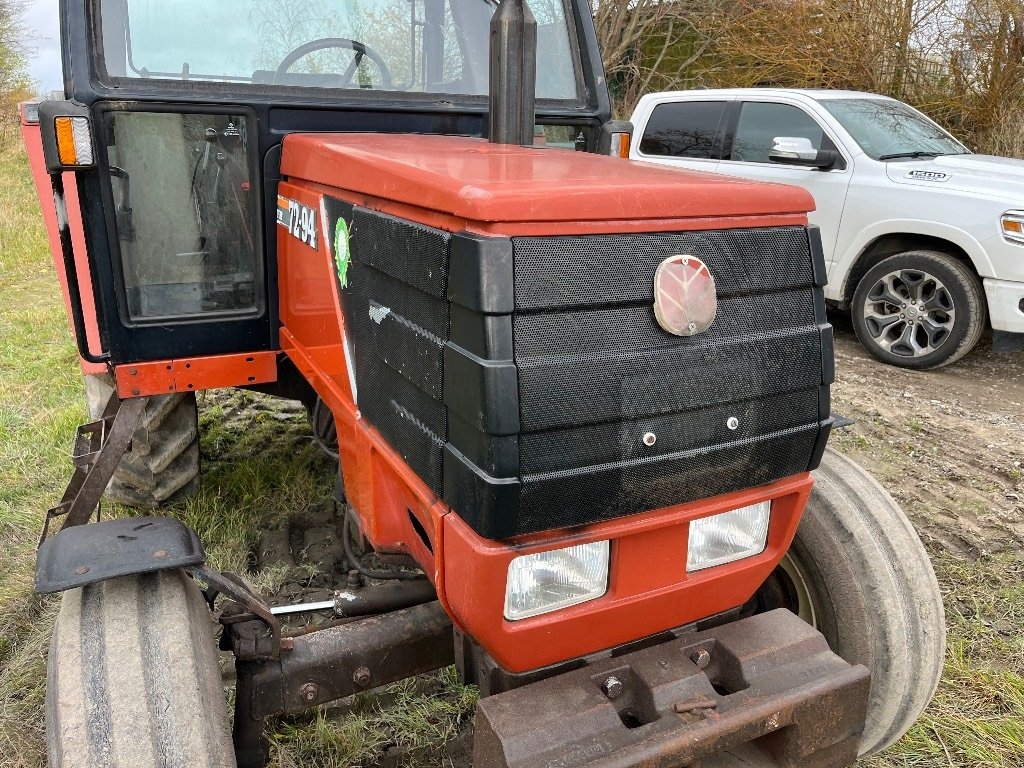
[637,101,726,159]
[98,0,579,101]
[730,102,825,163]
[819,98,967,160]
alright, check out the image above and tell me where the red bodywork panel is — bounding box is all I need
[277,134,818,673]
[113,352,278,398]
[20,106,105,375]
[282,133,815,235]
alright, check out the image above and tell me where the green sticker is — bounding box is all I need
[334,218,351,288]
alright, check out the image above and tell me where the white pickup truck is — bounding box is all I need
[629,88,1024,368]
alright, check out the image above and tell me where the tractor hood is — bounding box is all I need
[885,153,1024,203]
[281,133,814,224]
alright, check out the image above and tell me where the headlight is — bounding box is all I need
[1001,211,1024,245]
[687,501,771,572]
[504,540,610,621]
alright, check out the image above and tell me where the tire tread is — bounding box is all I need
[46,570,235,768]
[801,449,945,755]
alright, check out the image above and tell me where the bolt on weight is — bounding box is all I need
[353,666,371,687]
[299,682,319,702]
[690,648,711,669]
[601,675,624,699]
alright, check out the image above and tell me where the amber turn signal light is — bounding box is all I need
[54,116,94,167]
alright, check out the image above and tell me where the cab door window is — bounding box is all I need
[729,102,829,163]
[637,101,727,159]
[102,110,260,321]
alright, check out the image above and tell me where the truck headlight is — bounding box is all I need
[504,541,610,621]
[687,501,771,572]
[1000,211,1024,245]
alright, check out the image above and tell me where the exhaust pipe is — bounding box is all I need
[488,0,537,146]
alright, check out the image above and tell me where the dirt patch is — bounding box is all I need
[827,312,1024,560]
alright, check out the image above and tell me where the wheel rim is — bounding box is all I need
[862,269,956,358]
[752,553,818,626]
[777,552,817,627]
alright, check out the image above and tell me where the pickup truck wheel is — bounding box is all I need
[84,374,201,507]
[754,449,945,756]
[851,250,986,369]
[46,569,235,768]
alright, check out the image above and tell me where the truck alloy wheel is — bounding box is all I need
[46,569,234,768]
[756,449,946,756]
[852,250,986,369]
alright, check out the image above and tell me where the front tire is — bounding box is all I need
[851,250,986,369]
[46,570,236,768]
[757,449,946,756]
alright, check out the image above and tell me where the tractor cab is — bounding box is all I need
[41,0,606,365]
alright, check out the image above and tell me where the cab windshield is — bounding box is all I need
[99,0,579,100]
[820,98,969,161]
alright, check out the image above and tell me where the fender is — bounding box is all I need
[35,517,205,594]
[829,219,992,303]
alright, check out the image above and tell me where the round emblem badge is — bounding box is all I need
[653,255,717,336]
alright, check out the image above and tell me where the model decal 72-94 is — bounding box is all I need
[277,194,318,249]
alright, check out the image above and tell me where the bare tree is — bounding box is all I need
[594,0,719,115]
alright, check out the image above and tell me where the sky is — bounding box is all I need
[24,0,63,95]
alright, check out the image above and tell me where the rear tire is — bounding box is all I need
[84,374,200,507]
[46,569,236,768]
[757,449,945,756]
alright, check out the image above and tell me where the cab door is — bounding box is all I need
[714,100,852,262]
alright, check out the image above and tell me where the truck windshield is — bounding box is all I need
[820,98,968,161]
[98,0,578,100]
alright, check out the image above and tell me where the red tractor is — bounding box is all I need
[23,0,944,765]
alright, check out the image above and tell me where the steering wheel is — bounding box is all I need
[276,38,393,90]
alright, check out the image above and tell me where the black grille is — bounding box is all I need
[506,227,828,536]
[351,208,450,297]
[520,388,821,474]
[513,227,813,309]
[516,426,821,533]
[345,210,451,493]
[334,199,830,540]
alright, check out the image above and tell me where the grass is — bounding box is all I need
[0,138,475,768]
[0,135,1022,767]
[0,133,83,766]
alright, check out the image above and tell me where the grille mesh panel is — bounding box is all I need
[361,268,447,398]
[517,426,820,532]
[352,208,450,297]
[513,227,812,309]
[515,290,821,432]
[520,388,820,474]
[346,211,451,493]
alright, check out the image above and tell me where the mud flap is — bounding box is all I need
[36,516,205,594]
[474,609,870,768]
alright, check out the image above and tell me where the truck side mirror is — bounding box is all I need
[769,136,838,170]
